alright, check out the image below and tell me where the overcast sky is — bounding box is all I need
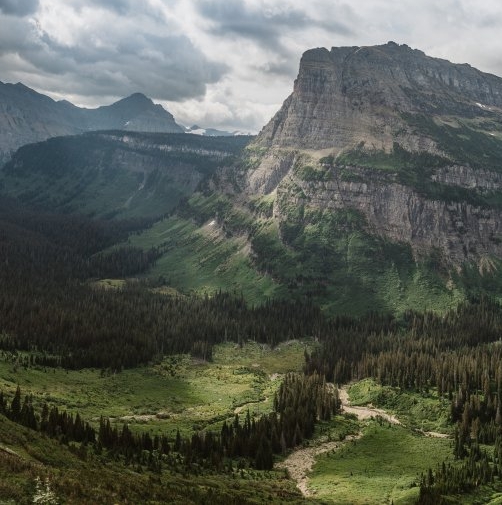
[1,0,502,132]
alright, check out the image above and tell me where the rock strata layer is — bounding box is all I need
[244,42,502,265]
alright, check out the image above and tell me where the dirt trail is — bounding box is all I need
[276,435,360,497]
[277,385,451,497]
[338,387,401,425]
[418,430,449,438]
[276,385,401,497]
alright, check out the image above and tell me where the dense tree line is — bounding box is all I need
[0,386,96,444]
[417,383,502,502]
[0,195,327,369]
[305,297,502,398]
[0,282,325,369]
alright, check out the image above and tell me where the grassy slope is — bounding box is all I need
[347,378,452,433]
[0,341,314,503]
[4,344,501,503]
[126,215,283,304]
[0,415,304,505]
[248,199,466,315]
[307,377,456,504]
[309,422,453,505]
[308,378,502,504]
[125,196,466,316]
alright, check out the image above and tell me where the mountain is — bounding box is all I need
[0,82,183,163]
[155,42,502,314]
[82,92,184,133]
[0,131,251,218]
[243,42,502,266]
[255,41,502,151]
[2,44,502,314]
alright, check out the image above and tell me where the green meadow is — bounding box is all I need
[0,340,312,437]
[308,422,453,504]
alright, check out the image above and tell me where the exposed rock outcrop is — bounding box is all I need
[276,166,502,265]
[255,42,502,151]
[244,42,502,266]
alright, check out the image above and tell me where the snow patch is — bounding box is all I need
[189,128,206,135]
[208,219,216,226]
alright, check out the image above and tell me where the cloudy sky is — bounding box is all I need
[1,0,502,132]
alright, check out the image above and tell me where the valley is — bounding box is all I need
[1,40,502,505]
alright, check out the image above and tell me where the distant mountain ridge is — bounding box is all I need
[185,124,251,137]
[0,131,251,219]
[0,82,183,163]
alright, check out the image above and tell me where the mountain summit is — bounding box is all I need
[0,84,183,162]
[85,92,183,133]
[256,41,502,151]
[243,42,502,268]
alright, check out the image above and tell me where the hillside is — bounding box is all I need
[2,44,502,313]
[2,43,502,503]
[0,131,251,219]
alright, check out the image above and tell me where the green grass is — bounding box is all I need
[119,185,471,318]
[337,138,502,208]
[261,200,464,315]
[127,215,283,304]
[0,340,315,503]
[0,414,305,504]
[347,379,452,433]
[0,340,312,437]
[403,113,502,173]
[309,422,454,504]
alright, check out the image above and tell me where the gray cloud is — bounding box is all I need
[1,0,502,133]
[195,1,352,60]
[0,0,39,16]
[0,8,227,102]
[74,0,132,15]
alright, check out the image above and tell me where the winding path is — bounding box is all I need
[338,387,401,425]
[276,435,360,497]
[277,385,450,497]
[276,385,402,497]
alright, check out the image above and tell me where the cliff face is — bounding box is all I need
[256,42,502,151]
[244,42,502,266]
[274,166,502,266]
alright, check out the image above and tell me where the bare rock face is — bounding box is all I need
[244,42,502,266]
[275,167,502,266]
[256,42,502,151]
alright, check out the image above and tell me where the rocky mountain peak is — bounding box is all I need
[0,83,184,162]
[256,42,502,152]
[244,43,502,267]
